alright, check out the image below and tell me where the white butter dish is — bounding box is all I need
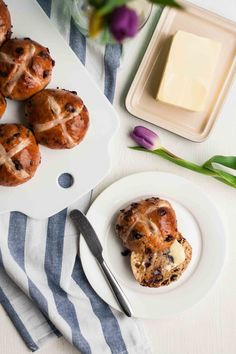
[126,0,236,142]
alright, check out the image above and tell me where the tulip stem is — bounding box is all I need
[130,130,236,188]
[157,148,217,176]
[130,146,225,179]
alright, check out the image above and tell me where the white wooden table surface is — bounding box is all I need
[1,0,236,353]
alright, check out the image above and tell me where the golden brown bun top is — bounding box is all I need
[0,38,54,100]
[0,124,40,186]
[26,89,85,124]
[0,92,6,118]
[0,0,11,46]
[25,89,89,149]
[116,197,178,253]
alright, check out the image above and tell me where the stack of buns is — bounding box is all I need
[0,0,89,186]
[116,197,192,288]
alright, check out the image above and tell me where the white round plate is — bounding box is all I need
[80,172,227,319]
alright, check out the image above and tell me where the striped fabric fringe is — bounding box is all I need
[0,0,151,353]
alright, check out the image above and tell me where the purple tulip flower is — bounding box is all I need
[130,126,161,150]
[108,6,138,42]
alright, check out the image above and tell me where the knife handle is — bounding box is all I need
[100,260,133,317]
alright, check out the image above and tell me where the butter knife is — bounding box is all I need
[70,209,133,317]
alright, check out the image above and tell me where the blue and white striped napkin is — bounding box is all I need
[0,0,151,353]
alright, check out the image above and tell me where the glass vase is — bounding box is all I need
[71,0,153,42]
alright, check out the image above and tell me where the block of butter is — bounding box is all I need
[157,30,222,111]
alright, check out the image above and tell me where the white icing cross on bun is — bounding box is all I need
[0,44,41,96]
[0,139,30,179]
[34,95,84,147]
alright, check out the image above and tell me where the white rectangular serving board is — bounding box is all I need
[0,0,119,219]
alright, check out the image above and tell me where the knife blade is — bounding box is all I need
[70,209,103,263]
[70,209,133,317]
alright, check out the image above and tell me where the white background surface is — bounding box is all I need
[0,0,236,353]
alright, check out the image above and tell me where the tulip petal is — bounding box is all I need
[130,132,153,150]
[130,126,161,150]
[108,6,138,42]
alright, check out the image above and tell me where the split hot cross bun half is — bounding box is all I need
[131,234,192,287]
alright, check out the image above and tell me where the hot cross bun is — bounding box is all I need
[130,234,192,288]
[116,198,192,288]
[0,93,6,118]
[0,124,41,186]
[0,0,11,46]
[116,197,178,253]
[0,38,54,100]
[25,89,89,149]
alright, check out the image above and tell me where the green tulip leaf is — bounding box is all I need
[89,0,107,9]
[214,170,236,187]
[149,0,183,9]
[130,147,216,176]
[98,0,182,16]
[98,0,128,15]
[203,155,236,171]
[130,146,236,189]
